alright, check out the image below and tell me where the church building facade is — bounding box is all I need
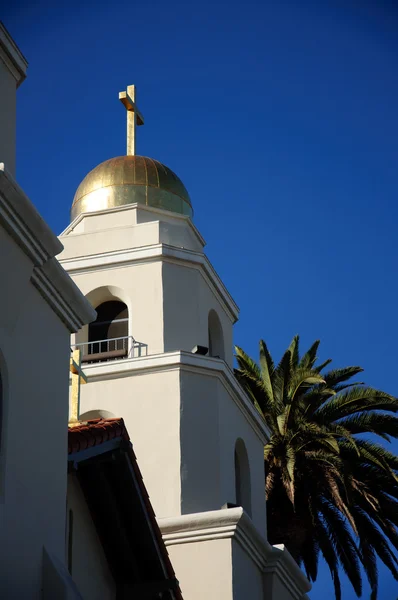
[0,28,185,600]
[59,86,311,599]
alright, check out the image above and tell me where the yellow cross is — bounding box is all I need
[118,84,144,156]
[69,348,87,426]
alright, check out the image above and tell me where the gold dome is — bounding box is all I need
[71,155,192,221]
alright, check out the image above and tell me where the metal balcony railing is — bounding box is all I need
[73,336,148,364]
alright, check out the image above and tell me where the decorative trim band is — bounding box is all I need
[61,202,206,248]
[0,23,27,87]
[78,351,270,444]
[60,242,239,323]
[0,164,63,265]
[31,258,96,333]
[0,165,95,332]
[158,508,311,599]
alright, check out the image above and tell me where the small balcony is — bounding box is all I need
[73,335,148,364]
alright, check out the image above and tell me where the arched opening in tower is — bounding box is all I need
[234,438,252,517]
[84,301,129,362]
[208,309,225,360]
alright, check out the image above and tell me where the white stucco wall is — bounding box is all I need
[0,226,72,598]
[67,474,115,600]
[64,204,204,254]
[78,367,182,519]
[180,369,267,533]
[167,538,233,599]
[160,508,311,600]
[0,147,93,598]
[0,24,27,177]
[165,536,272,600]
[60,204,203,253]
[60,204,237,367]
[71,261,164,355]
[179,369,221,514]
[264,571,306,600]
[232,540,264,599]
[218,382,267,532]
[59,203,283,599]
[0,57,16,175]
[60,220,161,258]
[75,354,267,537]
[162,261,234,367]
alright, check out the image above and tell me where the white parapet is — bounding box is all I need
[159,507,311,600]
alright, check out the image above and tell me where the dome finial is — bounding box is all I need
[118,84,144,156]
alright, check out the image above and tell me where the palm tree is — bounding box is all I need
[234,336,398,600]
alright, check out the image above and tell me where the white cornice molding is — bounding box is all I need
[60,203,207,248]
[158,508,311,599]
[0,165,95,332]
[31,259,96,333]
[59,242,239,322]
[0,163,63,265]
[163,246,239,323]
[77,351,270,444]
[0,22,27,87]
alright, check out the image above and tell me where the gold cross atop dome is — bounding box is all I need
[70,85,193,221]
[119,84,144,156]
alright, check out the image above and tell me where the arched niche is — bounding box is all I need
[79,409,117,421]
[77,286,131,363]
[85,285,130,311]
[208,309,225,360]
[235,438,252,516]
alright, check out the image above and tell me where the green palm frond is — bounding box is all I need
[288,368,325,402]
[301,535,319,582]
[337,413,398,441]
[314,386,398,422]
[233,337,398,600]
[235,345,261,380]
[355,439,398,473]
[259,339,274,375]
[353,507,398,579]
[299,339,320,369]
[314,358,333,373]
[351,507,378,600]
[313,513,342,600]
[319,500,362,597]
[322,366,364,388]
[259,339,275,404]
[332,382,365,393]
[272,349,292,407]
[287,335,300,369]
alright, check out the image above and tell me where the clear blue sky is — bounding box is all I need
[4,1,398,597]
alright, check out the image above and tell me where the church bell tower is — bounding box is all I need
[59,86,310,600]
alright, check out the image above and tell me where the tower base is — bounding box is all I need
[159,508,311,600]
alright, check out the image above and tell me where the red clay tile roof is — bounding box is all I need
[68,418,128,454]
[67,417,184,600]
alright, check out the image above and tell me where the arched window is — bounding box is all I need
[208,309,225,360]
[85,301,129,362]
[235,438,251,516]
[89,301,128,341]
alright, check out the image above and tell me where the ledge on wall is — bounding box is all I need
[158,506,311,600]
[0,163,96,332]
[72,350,271,444]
